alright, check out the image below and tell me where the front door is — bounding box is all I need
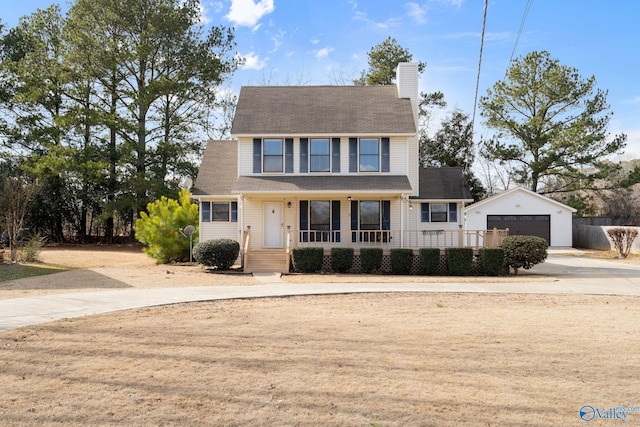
[264,202,283,247]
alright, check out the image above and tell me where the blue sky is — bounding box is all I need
[4,0,640,157]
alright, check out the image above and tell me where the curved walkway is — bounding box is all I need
[1,253,640,332]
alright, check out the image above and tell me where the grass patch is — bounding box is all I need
[0,263,67,282]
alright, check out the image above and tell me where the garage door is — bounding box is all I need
[487,215,550,244]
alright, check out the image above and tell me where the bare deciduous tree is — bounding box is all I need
[1,176,34,261]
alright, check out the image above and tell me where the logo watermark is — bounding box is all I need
[580,405,640,423]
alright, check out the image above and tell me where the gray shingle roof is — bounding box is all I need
[192,140,237,196]
[416,167,473,200]
[231,85,416,135]
[232,175,412,194]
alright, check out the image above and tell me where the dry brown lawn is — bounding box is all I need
[1,246,639,426]
[0,245,259,300]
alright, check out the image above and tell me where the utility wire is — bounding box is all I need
[471,0,489,136]
[509,0,533,65]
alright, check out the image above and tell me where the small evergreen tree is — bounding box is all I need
[135,189,199,264]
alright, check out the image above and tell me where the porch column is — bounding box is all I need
[400,194,405,248]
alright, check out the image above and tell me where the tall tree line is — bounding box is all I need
[0,0,241,242]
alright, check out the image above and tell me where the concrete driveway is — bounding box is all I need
[1,252,639,332]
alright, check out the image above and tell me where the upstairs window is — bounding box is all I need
[301,138,340,173]
[310,138,330,172]
[263,138,283,172]
[359,138,379,172]
[349,137,389,173]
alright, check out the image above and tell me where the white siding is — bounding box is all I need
[389,137,407,175]
[199,222,241,244]
[238,137,253,175]
[243,198,265,249]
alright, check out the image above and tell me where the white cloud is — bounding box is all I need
[241,52,267,70]
[225,0,275,28]
[270,29,286,53]
[315,47,334,59]
[210,1,225,13]
[623,96,640,105]
[406,2,427,24]
[353,10,401,31]
[310,37,320,45]
[438,0,463,7]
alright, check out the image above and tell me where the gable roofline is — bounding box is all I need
[464,186,577,212]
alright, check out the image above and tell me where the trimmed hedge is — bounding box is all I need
[193,238,240,270]
[291,247,324,273]
[419,248,441,275]
[390,248,414,275]
[501,235,548,275]
[445,248,473,276]
[360,248,383,273]
[331,248,354,273]
[479,248,505,276]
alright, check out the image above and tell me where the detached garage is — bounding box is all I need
[464,187,576,247]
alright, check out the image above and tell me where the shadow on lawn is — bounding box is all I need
[0,268,132,292]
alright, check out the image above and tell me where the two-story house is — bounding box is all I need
[193,63,479,272]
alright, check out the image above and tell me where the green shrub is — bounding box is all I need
[479,248,505,276]
[501,235,548,275]
[445,248,473,276]
[292,247,324,273]
[390,248,414,275]
[419,248,441,275]
[331,248,354,273]
[193,238,240,270]
[135,189,199,264]
[360,248,383,273]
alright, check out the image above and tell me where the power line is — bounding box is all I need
[471,0,489,136]
[509,0,533,65]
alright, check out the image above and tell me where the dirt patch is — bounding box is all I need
[1,292,638,426]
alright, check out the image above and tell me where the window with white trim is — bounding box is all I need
[201,201,238,222]
[310,138,330,172]
[359,138,379,172]
[263,138,283,172]
[420,203,458,223]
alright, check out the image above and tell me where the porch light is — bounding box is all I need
[287,201,292,208]
[409,204,413,210]
[347,196,352,201]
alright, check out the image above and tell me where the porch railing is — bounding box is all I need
[295,228,508,250]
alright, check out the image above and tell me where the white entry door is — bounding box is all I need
[264,202,283,247]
